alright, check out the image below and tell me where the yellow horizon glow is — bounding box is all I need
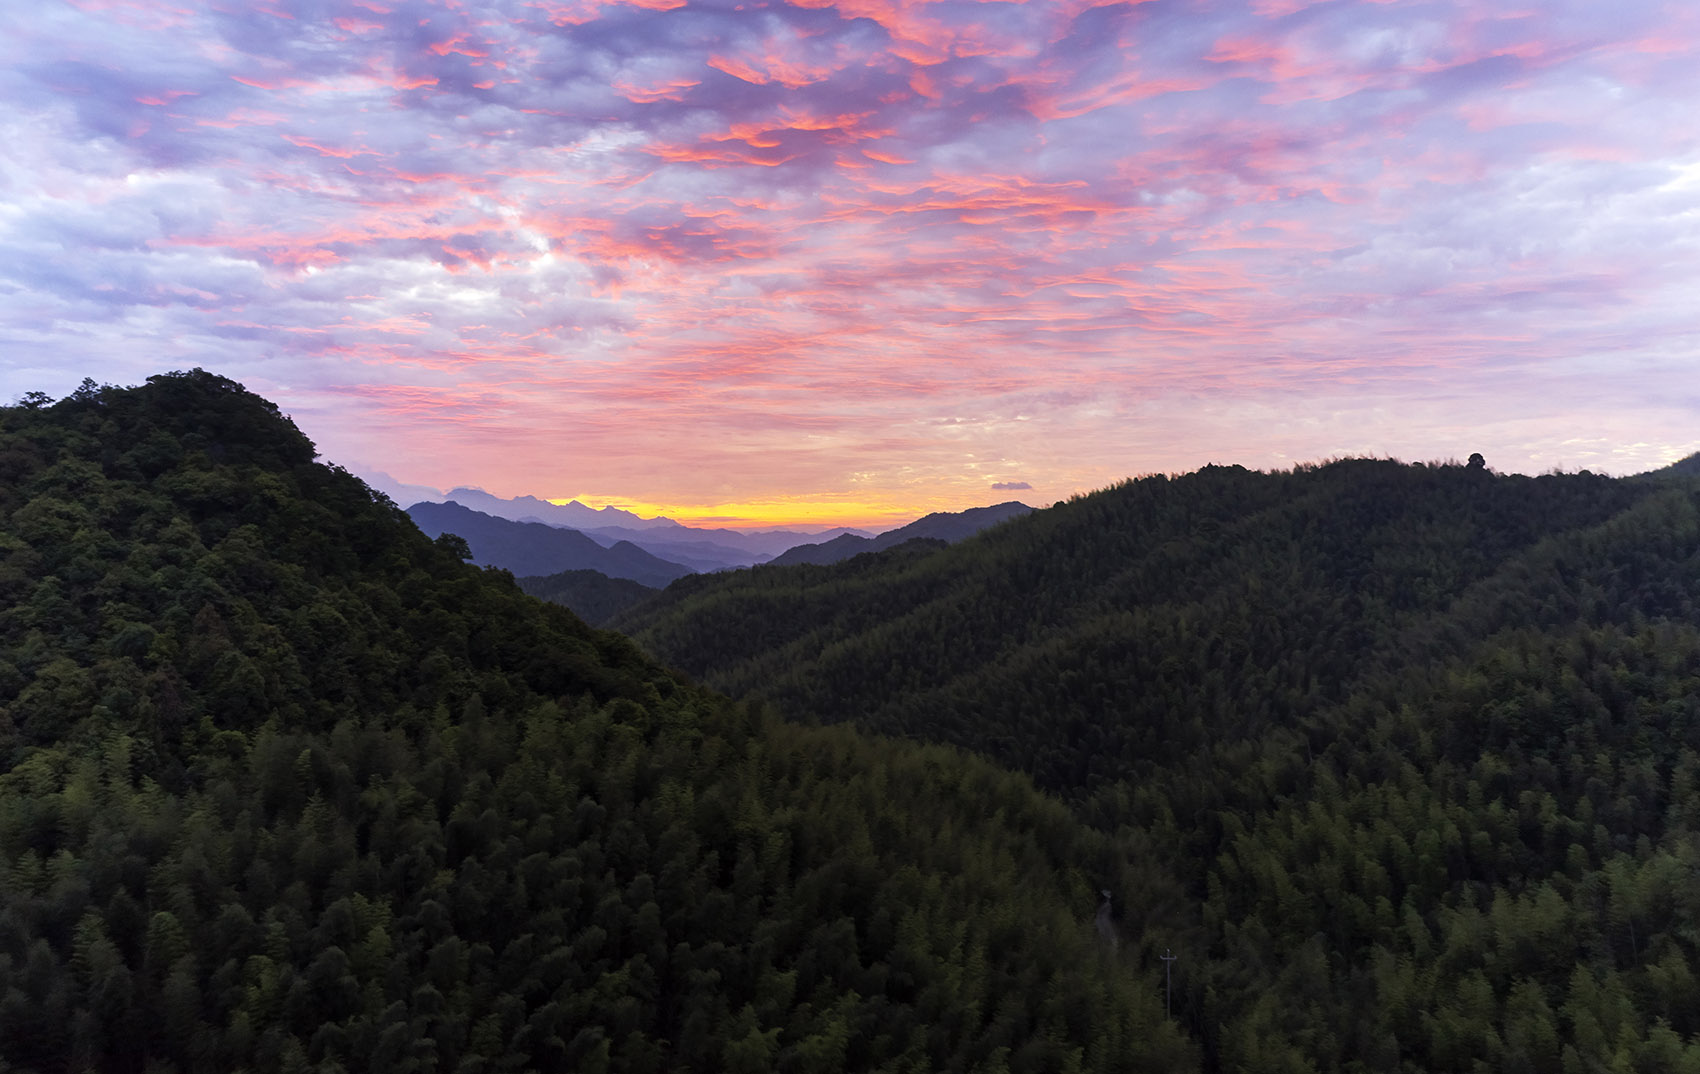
[545,496,954,531]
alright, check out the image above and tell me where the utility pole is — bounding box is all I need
[1160,948,1177,1018]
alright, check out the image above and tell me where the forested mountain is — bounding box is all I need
[768,502,1031,567]
[517,569,658,627]
[406,500,693,587]
[0,372,1193,1074]
[619,459,1700,1073]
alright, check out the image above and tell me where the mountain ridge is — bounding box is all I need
[407,499,695,587]
[768,500,1033,566]
[441,485,681,531]
[366,479,1017,569]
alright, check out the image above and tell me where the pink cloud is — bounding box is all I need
[3,0,1697,523]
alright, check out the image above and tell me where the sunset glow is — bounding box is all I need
[548,496,924,531]
[3,0,1698,527]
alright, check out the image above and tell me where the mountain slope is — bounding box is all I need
[617,461,1648,756]
[0,371,1193,1074]
[407,500,693,587]
[769,501,1031,566]
[618,459,1700,1072]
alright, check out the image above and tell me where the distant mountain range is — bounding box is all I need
[573,523,874,570]
[406,490,1033,580]
[366,477,878,569]
[439,486,681,532]
[768,501,1033,566]
[407,501,693,587]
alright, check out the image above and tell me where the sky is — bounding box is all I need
[2,0,1698,529]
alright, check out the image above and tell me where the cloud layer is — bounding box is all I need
[4,0,1697,525]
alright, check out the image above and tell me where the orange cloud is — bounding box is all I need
[613,75,701,103]
[427,32,490,59]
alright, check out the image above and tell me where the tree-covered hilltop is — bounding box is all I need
[0,372,1193,1074]
[618,458,1700,1073]
[516,569,659,627]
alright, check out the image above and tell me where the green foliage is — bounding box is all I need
[622,457,1700,1072]
[0,372,1191,1074]
[433,532,472,562]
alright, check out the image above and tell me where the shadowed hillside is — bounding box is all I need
[516,568,658,626]
[619,458,1700,1073]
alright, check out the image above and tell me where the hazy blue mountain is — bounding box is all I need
[407,500,693,586]
[443,486,682,530]
[769,501,1032,566]
[579,536,769,573]
[353,467,444,507]
[578,523,874,564]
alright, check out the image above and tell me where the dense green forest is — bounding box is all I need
[0,373,1192,1074]
[619,456,1700,1073]
[516,570,658,628]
